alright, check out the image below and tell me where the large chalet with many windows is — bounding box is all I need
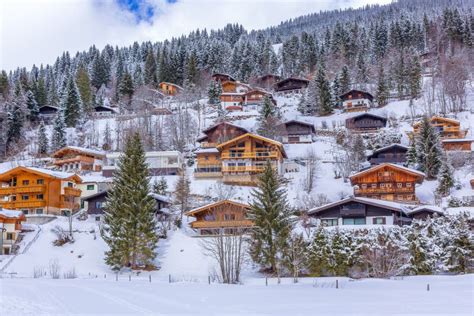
[216,133,287,185]
[349,163,425,203]
[0,166,82,216]
[52,146,105,174]
[185,200,254,235]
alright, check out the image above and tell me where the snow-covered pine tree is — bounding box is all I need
[207,80,219,105]
[406,138,418,167]
[307,226,331,276]
[61,76,83,128]
[376,65,389,107]
[248,160,293,274]
[118,71,134,104]
[339,65,351,94]
[405,222,434,275]
[436,157,454,197]
[6,87,26,148]
[257,96,281,139]
[91,53,110,90]
[153,176,168,195]
[416,116,443,179]
[144,49,158,86]
[315,67,333,116]
[76,66,93,113]
[102,133,158,270]
[444,213,473,273]
[50,111,67,152]
[25,89,39,122]
[174,172,191,221]
[408,54,422,99]
[37,121,49,156]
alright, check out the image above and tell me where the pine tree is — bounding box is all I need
[307,226,331,276]
[376,65,389,107]
[50,111,67,152]
[248,161,293,274]
[91,54,110,89]
[76,66,93,113]
[0,70,9,99]
[102,133,158,270]
[207,80,220,105]
[102,122,112,151]
[6,101,25,148]
[37,121,49,156]
[406,223,434,275]
[315,67,333,116]
[436,157,454,197]
[444,214,473,273]
[406,138,418,167]
[119,71,134,100]
[61,76,82,128]
[339,65,351,94]
[298,77,318,115]
[153,177,168,195]
[257,96,280,139]
[408,54,422,99]
[416,116,443,179]
[25,90,39,122]
[144,50,158,86]
[174,172,191,221]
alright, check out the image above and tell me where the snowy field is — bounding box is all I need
[1,274,472,315]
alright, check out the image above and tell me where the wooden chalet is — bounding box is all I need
[412,116,471,151]
[345,113,387,132]
[254,74,281,91]
[274,77,309,94]
[159,82,183,96]
[405,205,444,220]
[93,105,116,116]
[220,81,252,110]
[0,166,82,216]
[349,163,425,203]
[52,146,105,173]
[195,122,248,178]
[211,73,235,82]
[216,133,287,186]
[340,90,374,112]
[38,105,59,120]
[367,144,408,166]
[308,197,412,226]
[0,111,6,158]
[185,200,253,235]
[242,89,275,111]
[0,209,26,255]
[279,120,315,144]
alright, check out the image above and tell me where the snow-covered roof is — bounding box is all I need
[308,197,410,215]
[0,166,81,181]
[186,199,249,217]
[405,205,444,215]
[441,138,474,143]
[0,208,25,219]
[350,163,425,180]
[52,146,105,158]
[106,151,182,159]
[195,148,219,154]
[149,193,171,204]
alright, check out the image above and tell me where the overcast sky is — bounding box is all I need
[0,0,392,71]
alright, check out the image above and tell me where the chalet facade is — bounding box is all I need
[211,73,235,82]
[0,167,82,216]
[52,146,105,173]
[349,163,425,203]
[159,82,183,96]
[279,120,315,144]
[308,197,412,226]
[77,175,111,210]
[195,122,248,178]
[412,116,472,151]
[220,81,252,110]
[254,74,281,91]
[0,209,26,255]
[103,151,183,177]
[340,90,374,112]
[242,89,275,111]
[216,133,287,185]
[405,205,444,220]
[185,200,254,235]
[367,144,408,166]
[345,113,387,132]
[274,78,309,94]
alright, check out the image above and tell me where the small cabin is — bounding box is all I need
[340,90,374,112]
[52,146,105,173]
[38,105,59,120]
[367,144,408,166]
[406,205,444,220]
[159,82,183,96]
[185,200,254,235]
[349,163,425,203]
[345,113,387,132]
[274,78,309,94]
[280,120,315,144]
[441,139,473,151]
[242,89,275,111]
[254,74,281,91]
[93,105,116,116]
[308,197,411,226]
[211,73,235,83]
[0,209,26,255]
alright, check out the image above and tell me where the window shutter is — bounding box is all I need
[382,217,386,224]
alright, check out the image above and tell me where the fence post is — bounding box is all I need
[336,279,338,289]
[129,274,131,282]
[149,275,151,283]
[208,275,211,285]
[104,274,106,279]
[427,284,430,291]
[265,277,268,286]
[169,274,171,283]
[116,273,118,281]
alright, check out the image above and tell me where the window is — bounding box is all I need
[67,182,74,188]
[397,183,403,188]
[37,179,44,185]
[204,156,209,161]
[406,183,412,188]
[36,209,43,214]
[343,218,366,225]
[36,194,43,200]
[11,195,16,201]
[224,214,236,221]
[386,183,392,188]
[373,217,385,225]
[12,177,17,187]
[95,216,101,222]
[361,184,367,189]
[371,184,377,188]
[380,183,385,188]
[21,209,28,215]
[321,218,338,226]
[95,202,103,209]
[204,214,216,221]
[87,185,95,190]
[397,195,404,200]
[21,195,29,200]
[22,180,29,185]
[6,233,13,240]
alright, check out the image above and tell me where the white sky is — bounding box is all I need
[0,0,392,71]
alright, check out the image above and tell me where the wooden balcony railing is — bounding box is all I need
[54,155,95,165]
[0,185,46,195]
[354,187,414,194]
[190,219,254,229]
[221,151,279,159]
[64,187,82,197]
[222,166,267,173]
[0,200,46,209]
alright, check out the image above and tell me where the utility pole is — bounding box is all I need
[0,224,6,255]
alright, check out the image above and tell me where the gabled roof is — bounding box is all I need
[406,205,444,215]
[257,74,281,81]
[346,112,387,122]
[368,144,408,159]
[52,146,106,159]
[216,133,287,158]
[149,193,171,204]
[275,77,310,85]
[339,89,374,101]
[0,166,82,183]
[0,208,26,221]
[185,199,250,217]
[39,105,59,111]
[282,120,316,132]
[413,116,461,127]
[308,197,409,215]
[196,122,249,142]
[159,82,183,91]
[211,73,236,82]
[81,190,108,201]
[94,105,116,113]
[349,163,425,184]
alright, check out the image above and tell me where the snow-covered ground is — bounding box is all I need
[1,274,472,315]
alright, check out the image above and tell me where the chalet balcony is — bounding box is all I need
[354,187,414,194]
[221,151,279,159]
[0,185,46,195]
[190,219,254,229]
[59,201,81,210]
[369,157,406,164]
[0,200,46,209]
[54,155,95,165]
[64,187,82,197]
[222,165,266,173]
